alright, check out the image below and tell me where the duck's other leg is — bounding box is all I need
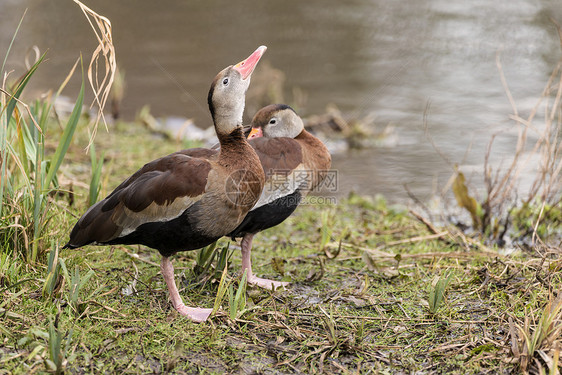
[241,233,289,290]
[160,257,212,322]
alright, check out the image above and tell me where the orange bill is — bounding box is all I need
[248,127,263,139]
[234,45,267,80]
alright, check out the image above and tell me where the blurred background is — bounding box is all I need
[1,0,561,203]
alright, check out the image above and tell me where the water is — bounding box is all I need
[2,0,561,203]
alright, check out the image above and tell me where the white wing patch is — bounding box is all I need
[252,165,307,210]
[115,195,200,237]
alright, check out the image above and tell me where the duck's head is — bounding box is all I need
[248,104,304,139]
[208,46,267,135]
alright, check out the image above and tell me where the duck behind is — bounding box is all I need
[229,104,332,289]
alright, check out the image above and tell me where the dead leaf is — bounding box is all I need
[452,169,481,229]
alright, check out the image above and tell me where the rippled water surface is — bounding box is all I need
[2,0,561,202]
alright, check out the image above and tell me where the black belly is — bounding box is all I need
[229,190,302,239]
[106,203,220,257]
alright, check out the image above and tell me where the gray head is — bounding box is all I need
[248,104,304,139]
[207,46,267,136]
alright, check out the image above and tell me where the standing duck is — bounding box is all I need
[229,104,332,289]
[64,46,267,322]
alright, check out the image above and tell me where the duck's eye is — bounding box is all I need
[269,119,277,125]
[222,78,229,85]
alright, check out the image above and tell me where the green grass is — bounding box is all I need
[0,47,85,263]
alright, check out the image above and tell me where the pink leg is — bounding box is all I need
[241,233,289,290]
[160,257,212,322]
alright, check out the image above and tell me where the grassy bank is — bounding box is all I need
[0,118,560,374]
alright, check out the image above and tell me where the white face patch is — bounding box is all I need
[263,109,304,139]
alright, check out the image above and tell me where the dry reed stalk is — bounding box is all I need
[446,22,562,244]
[481,52,528,222]
[492,25,562,208]
[335,241,500,260]
[73,0,116,150]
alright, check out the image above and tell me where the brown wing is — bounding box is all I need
[100,148,217,210]
[249,137,303,178]
[296,130,332,192]
[66,151,213,247]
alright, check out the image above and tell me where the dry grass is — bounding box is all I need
[510,295,562,374]
[73,0,117,149]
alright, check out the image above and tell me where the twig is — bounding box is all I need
[409,209,443,236]
[405,187,433,221]
[333,231,448,254]
[496,50,518,118]
[423,100,452,167]
[531,200,546,245]
[288,311,492,325]
[383,232,450,247]
[334,239,502,261]
[84,300,127,317]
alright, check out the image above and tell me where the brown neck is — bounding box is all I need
[217,126,245,146]
[217,127,255,166]
[296,129,330,158]
[295,129,314,142]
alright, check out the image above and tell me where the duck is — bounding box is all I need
[229,104,332,289]
[64,46,268,322]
